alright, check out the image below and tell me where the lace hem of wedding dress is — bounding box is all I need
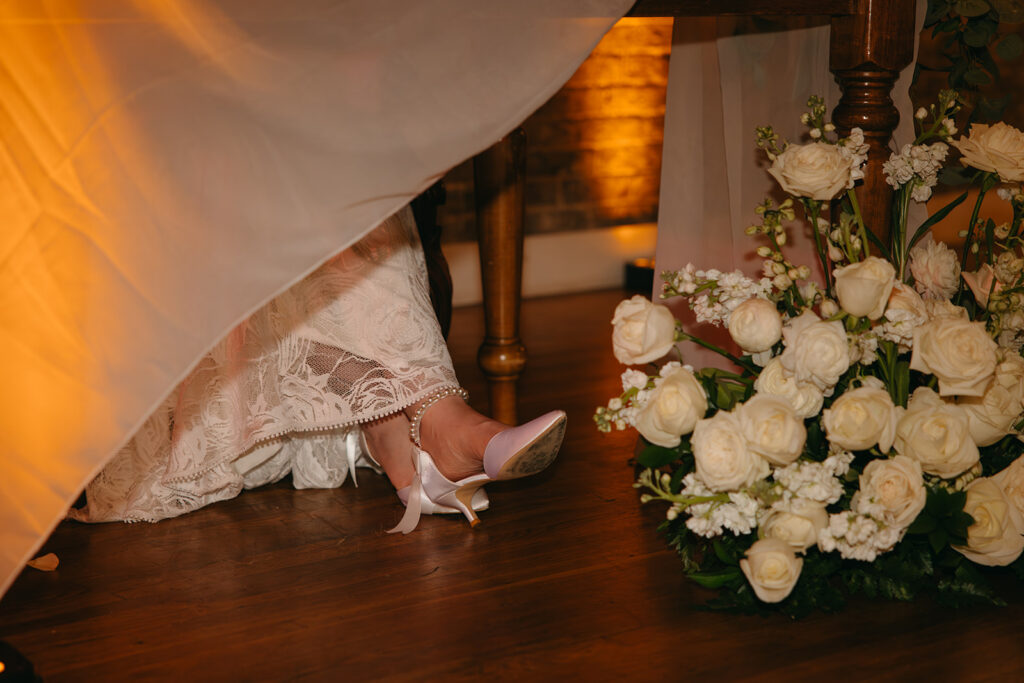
[70,207,456,523]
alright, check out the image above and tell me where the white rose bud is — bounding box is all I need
[954,478,1024,567]
[822,379,899,452]
[611,295,676,365]
[760,499,829,552]
[960,355,1024,446]
[767,142,854,201]
[692,411,770,491]
[910,317,997,397]
[754,357,824,419]
[894,388,979,478]
[819,299,840,318]
[857,455,927,528]
[736,394,806,466]
[633,366,708,448]
[728,297,783,354]
[779,311,851,391]
[951,122,1024,183]
[740,538,803,603]
[833,256,896,320]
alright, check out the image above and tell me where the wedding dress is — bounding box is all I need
[71,207,453,523]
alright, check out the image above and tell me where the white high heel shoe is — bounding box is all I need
[388,447,491,534]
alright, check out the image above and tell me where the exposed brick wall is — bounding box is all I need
[438,18,672,243]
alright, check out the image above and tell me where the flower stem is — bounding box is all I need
[846,188,872,260]
[677,331,759,375]
[961,174,994,272]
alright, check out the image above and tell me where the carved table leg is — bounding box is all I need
[473,129,527,425]
[830,0,916,246]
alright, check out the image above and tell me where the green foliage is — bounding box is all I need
[906,487,974,552]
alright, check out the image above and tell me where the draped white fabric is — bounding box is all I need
[0,0,633,599]
[655,12,925,368]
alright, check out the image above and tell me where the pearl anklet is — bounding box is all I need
[408,386,469,447]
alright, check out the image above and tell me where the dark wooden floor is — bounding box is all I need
[3,289,1024,681]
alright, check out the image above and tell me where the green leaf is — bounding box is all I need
[712,539,736,565]
[964,66,994,85]
[929,528,949,554]
[956,0,994,16]
[907,513,938,534]
[964,18,998,46]
[990,0,1024,21]
[669,465,687,494]
[908,191,968,250]
[997,32,1024,60]
[637,445,679,468]
[687,567,742,589]
[926,0,954,24]
[939,166,973,187]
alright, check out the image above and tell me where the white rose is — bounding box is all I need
[962,263,999,309]
[739,538,803,603]
[909,237,960,301]
[951,122,1024,183]
[954,477,1024,566]
[857,455,926,528]
[894,388,979,478]
[779,311,851,392]
[878,283,928,350]
[833,256,896,320]
[736,394,806,466]
[767,142,853,201]
[959,354,1024,446]
[910,317,997,397]
[634,366,708,447]
[822,379,899,452]
[728,297,783,353]
[760,499,828,552]
[754,357,824,419]
[692,411,770,492]
[991,455,1024,520]
[611,295,676,365]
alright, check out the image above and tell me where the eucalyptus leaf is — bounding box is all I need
[926,0,953,24]
[964,19,997,46]
[996,32,1024,60]
[956,0,994,16]
[964,65,994,85]
[990,0,1024,21]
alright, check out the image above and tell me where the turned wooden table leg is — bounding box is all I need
[473,129,527,425]
[830,0,916,246]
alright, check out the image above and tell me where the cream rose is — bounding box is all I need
[910,317,997,397]
[767,142,853,201]
[992,455,1024,520]
[878,283,928,351]
[857,456,926,528]
[779,311,851,392]
[611,295,676,365]
[951,122,1024,183]
[962,263,999,309]
[753,358,824,419]
[740,538,803,603]
[822,379,899,452]
[953,478,1024,567]
[692,411,770,491]
[833,256,896,320]
[728,297,783,353]
[908,238,960,301]
[736,394,806,466]
[634,366,708,448]
[959,355,1024,446]
[894,388,979,478]
[760,500,828,552]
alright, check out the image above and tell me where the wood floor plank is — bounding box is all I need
[3,289,1024,681]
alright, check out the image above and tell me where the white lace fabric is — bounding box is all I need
[72,208,456,523]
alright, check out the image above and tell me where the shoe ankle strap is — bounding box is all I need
[408,386,469,447]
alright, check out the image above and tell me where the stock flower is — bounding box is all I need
[767,142,854,201]
[728,297,782,353]
[894,388,979,478]
[855,456,926,528]
[822,379,899,452]
[910,317,997,397]
[736,395,806,466]
[954,478,1024,567]
[778,311,850,392]
[692,411,769,491]
[908,237,960,300]
[960,355,1024,446]
[951,122,1024,183]
[753,358,824,419]
[611,296,676,365]
[833,256,896,320]
[633,366,707,447]
[740,538,803,602]
[760,499,829,552]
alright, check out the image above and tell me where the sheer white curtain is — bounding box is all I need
[655,10,925,368]
[0,0,634,599]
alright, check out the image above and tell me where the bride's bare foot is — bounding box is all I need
[409,395,505,481]
[361,413,416,490]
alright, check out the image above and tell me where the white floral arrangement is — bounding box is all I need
[596,93,1024,615]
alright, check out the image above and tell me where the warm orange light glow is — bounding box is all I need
[0,660,6,673]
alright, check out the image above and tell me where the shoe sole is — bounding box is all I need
[493,413,567,480]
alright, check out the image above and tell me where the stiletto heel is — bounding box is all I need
[388,447,489,534]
